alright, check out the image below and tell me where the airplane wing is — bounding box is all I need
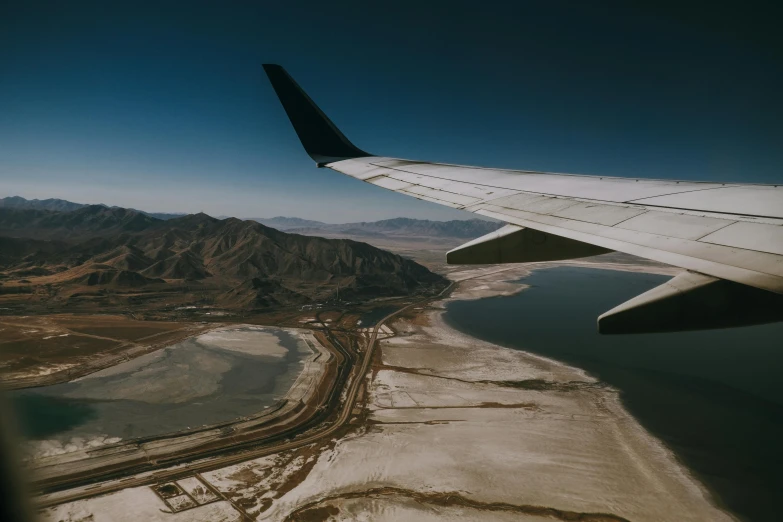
[263,64,783,334]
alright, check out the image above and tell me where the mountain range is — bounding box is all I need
[1,197,501,240]
[0,204,447,312]
[252,216,503,239]
[0,196,186,221]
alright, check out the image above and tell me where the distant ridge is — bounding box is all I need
[0,204,160,240]
[0,196,186,221]
[253,216,502,239]
[0,196,85,213]
[251,216,326,229]
[2,197,501,239]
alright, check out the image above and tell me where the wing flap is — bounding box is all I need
[476,205,783,294]
[614,211,734,240]
[385,172,519,200]
[550,202,647,226]
[402,185,481,207]
[630,186,783,218]
[699,221,783,257]
[367,176,415,191]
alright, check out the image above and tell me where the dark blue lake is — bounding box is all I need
[445,266,783,522]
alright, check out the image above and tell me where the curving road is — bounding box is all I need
[37,282,455,509]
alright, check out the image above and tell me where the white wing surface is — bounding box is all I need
[331,157,783,293]
[264,64,783,333]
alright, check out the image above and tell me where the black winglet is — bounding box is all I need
[262,64,371,166]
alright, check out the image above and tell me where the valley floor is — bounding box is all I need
[42,262,733,522]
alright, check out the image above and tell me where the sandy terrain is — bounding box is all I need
[225,264,731,522]
[196,326,293,358]
[26,327,331,487]
[39,261,733,521]
[0,314,210,387]
[44,486,241,522]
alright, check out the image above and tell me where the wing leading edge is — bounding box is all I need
[263,64,783,334]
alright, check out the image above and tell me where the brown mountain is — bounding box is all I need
[0,195,186,220]
[0,207,446,311]
[254,216,503,239]
[0,205,160,240]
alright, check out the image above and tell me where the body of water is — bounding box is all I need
[12,326,311,457]
[445,267,783,522]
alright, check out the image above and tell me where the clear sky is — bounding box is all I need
[1,1,781,222]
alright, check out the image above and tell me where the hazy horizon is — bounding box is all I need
[2,2,781,222]
[0,193,496,224]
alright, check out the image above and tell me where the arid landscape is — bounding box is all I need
[0,314,210,388]
[32,262,734,522]
[3,6,780,520]
[0,202,447,317]
[251,216,504,266]
[0,198,736,521]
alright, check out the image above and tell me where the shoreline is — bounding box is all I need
[40,261,737,521]
[0,317,216,391]
[249,262,734,521]
[28,325,333,493]
[438,264,735,521]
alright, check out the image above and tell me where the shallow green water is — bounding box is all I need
[11,326,309,456]
[445,267,783,522]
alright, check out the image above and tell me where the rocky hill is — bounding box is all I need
[0,205,160,240]
[0,207,446,311]
[0,196,185,222]
[3,197,501,239]
[0,196,85,213]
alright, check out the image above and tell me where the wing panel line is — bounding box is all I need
[365,163,783,222]
[476,208,783,295]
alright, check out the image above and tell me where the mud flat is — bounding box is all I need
[0,314,211,389]
[19,325,331,488]
[40,261,733,521]
[237,265,732,521]
[447,264,783,522]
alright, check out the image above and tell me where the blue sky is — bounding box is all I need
[1,1,781,222]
